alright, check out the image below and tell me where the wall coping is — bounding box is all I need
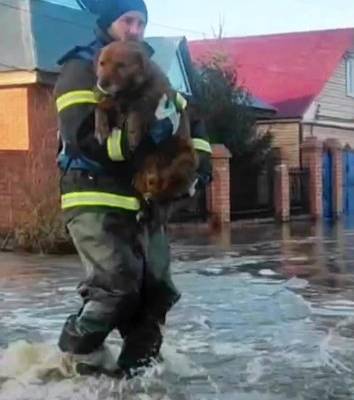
[211,144,232,159]
[324,138,342,151]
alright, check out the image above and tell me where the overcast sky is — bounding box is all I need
[48,0,354,40]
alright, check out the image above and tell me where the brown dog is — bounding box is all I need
[95,40,198,201]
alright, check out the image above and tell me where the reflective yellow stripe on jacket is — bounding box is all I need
[62,192,140,211]
[107,128,125,161]
[56,90,98,112]
[175,92,188,111]
[192,138,212,153]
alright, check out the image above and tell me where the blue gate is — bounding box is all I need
[343,150,354,215]
[322,151,333,218]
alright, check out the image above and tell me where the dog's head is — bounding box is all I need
[96,41,150,96]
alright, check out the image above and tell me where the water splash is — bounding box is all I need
[246,358,264,385]
[319,329,353,374]
[0,340,220,400]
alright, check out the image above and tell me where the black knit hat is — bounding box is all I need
[97,0,148,31]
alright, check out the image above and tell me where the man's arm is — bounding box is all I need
[190,116,213,191]
[54,59,132,164]
[148,92,213,194]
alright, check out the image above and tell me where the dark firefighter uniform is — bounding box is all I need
[54,31,212,373]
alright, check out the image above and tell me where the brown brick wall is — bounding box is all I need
[325,139,343,218]
[27,84,59,198]
[0,151,30,231]
[0,84,59,232]
[274,164,290,222]
[0,85,31,231]
[209,145,232,224]
[301,137,323,218]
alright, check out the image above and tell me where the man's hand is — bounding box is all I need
[188,178,199,197]
[187,173,212,197]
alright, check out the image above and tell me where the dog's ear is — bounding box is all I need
[133,48,151,85]
[135,51,147,71]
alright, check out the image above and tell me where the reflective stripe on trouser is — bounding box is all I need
[58,211,180,368]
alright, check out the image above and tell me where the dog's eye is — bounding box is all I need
[116,62,126,69]
[99,61,105,67]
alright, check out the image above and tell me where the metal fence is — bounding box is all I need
[289,167,310,215]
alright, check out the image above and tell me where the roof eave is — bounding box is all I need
[257,116,302,124]
[0,69,57,86]
[0,70,38,86]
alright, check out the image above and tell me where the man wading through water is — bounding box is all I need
[55,0,212,378]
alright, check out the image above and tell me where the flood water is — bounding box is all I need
[1,220,354,399]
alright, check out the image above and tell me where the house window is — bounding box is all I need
[346,57,354,97]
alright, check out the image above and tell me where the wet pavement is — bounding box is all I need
[1,220,354,399]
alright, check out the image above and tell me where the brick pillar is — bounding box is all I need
[325,139,343,218]
[274,164,290,222]
[301,137,323,219]
[208,144,232,225]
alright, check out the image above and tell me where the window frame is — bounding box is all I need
[346,56,354,98]
[175,48,192,96]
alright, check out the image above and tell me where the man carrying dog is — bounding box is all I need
[55,0,212,378]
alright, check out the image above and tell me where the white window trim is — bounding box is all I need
[346,57,354,98]
[176,49,192,96]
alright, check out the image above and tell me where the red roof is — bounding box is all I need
[189,28,354,118]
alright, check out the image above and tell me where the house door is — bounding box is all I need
[322,151,333,218]
[343,150,354,215]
